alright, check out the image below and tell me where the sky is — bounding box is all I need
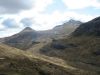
[0,0,100,37]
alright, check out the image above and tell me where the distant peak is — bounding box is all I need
[21,27,35,32]
[68,19,76,22]
[68,19,81,23]
[24,27,33,30]
[64,19,82,25]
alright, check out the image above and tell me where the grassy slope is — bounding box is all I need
[27,43,76,70]
[40,36,100,75]
[1,44,88,75]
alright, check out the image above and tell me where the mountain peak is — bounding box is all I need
[24,27,33,30]
[68,19,76,22]
[67,19,82,24]
[4,27,37,50]
[21,27,35,32]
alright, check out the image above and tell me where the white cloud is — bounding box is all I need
[33,0,53,12]
[62,11,96,22]
[0,0,96,30]
[0,28,22,37]
[63,0,100,9]
[30,11,67,30]
[0,24,5,30]
[30,10,96,30]
[0,10,95,31]
[0,18,5,29]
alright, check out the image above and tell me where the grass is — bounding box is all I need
[0,44,75,75]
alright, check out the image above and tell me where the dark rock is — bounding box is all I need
[93,50,100,56]
[51,43,66,49]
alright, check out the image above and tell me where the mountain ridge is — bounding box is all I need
[72,16,100,36]
[1,19,82,49]
[39,16,100,75]
[20,27,36,33]
[0,16,100,75]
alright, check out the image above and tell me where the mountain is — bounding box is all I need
[20,27,35,33]
[52,19,82,36]
[72,17,100,36]
[2,19,82,50]
[37,19,82,40]
[0,17,99,75]
[39,16,100,75]
[0,38,5,43]
[3,27,38,50]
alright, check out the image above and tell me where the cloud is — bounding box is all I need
[0,0,53,14]
[0,0,34,14]
[0,28,22,37]
[0,24,5,30]
[62,0,100,9]
[0,17,3,19]
[31,10,96,30]
[21,18,33,27]
[2,18,19,28]
[33,0,53,12]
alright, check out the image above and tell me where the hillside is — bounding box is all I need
[39,17,100,75]
[0,43,95,75]
[0,44,76,75]
[72,17,100,36]
[3,27,38,50]
[0,38,4,43]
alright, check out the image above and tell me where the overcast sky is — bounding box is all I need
[0,0,100,37]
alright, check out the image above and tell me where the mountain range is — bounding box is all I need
[1,19,82,50]
[0,17,100,75]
